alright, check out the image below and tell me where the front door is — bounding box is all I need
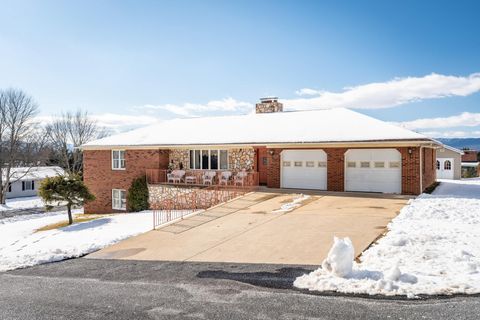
[257,147,268,185]
[437,158,454,179]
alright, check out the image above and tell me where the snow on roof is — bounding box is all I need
[437,143,464,155]
[3,166,65,182]
[83,108,431,148]
[461,162,479,167]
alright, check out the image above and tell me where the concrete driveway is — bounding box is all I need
[88,191,409,265]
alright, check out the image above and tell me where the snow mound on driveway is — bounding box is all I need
[321,237,354,277]
[295,179,480,297]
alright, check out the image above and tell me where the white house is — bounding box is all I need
[436,145,463,180]
[4,166,65,199]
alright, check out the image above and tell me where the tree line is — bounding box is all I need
[0,88,107,204]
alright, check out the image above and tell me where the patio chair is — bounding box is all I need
[233,170,248,187]
[202,171,217,185]
[167,172,175,183]
[219,171,232,186]
[170,170,185,184]
[185,172,197,184]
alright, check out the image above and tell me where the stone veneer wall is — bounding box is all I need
[148,184,197,204]
[169,149,189,170]
[148,184,241,209]
[228,148,255,171]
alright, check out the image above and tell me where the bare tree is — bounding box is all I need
[0,88,48,204]
[46,110,107,175]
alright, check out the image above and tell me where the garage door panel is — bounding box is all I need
[345,149,401,194]
[281,150,327,190]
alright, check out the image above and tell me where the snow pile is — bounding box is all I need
[295,179,480,297]
[0,210,153,271]
[0,196,46,212]
[273,194,311,213]
[321,237,354,277]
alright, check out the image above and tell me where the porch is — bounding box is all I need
[145,169,259,187]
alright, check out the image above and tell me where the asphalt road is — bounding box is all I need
[0,259,478,320]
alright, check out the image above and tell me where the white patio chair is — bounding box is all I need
[202,171,217,185]
[233,170,248,187]
[173,170,186,183]
[219,171,232,186]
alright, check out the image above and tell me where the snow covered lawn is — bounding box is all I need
[0,196,46,212]
[0,210,153,272]
[295,178,480,297]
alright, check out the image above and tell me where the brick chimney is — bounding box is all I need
[255,97,283,113]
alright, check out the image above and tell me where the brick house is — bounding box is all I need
[81,98,439,214]
[461,150,480,178]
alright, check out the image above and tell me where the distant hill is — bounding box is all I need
[436,138,480,151]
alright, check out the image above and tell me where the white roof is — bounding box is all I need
[437,143,464,155]
[461,162,479,168]
[83,108,431,148]
[3,166,65,182]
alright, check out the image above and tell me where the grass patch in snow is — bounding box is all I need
[35,214,113,232]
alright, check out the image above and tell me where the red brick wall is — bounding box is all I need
[398,147,420,195]
[266,146,429,195]
[266,148,282,188]
[83,149,169,214]
[325,148,347,192]
[422,147,436,191]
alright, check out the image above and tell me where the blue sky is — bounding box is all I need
[1,0,479,137]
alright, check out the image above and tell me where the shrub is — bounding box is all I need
[127,175,149,212]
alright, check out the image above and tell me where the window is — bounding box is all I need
[283,161,291,167]
[262,157,268,166]
[112,150,125,170]
[8,183,12,193]
[389,161,401,168]
[360,161,370,168]
[444,160,451,170]
[294,161,303,167]
[112,189,126,210]
[347,161,356,168]
[374,161,385,168]
[189,149,228,170]
[436,160,440,170]
[306,161,314,167]
[210,150,218,170]
[317,161,327,168]
[22,180,34,191]
[220,150,228,169]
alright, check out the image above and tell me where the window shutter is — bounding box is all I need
[22,181,25,191]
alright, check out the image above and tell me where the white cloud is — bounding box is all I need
[35,113,161,133]
[394,112,480,130]
[284,73,480,110]
[295,88,323,96]
[135,97,253,117]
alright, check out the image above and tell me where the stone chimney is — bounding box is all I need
[255,97,283,113]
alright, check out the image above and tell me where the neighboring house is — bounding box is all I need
[436,145,463,180]
[4,167,65,199]
[461,150,480,178]
[81,98,440,214]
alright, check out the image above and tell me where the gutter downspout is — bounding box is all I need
[419,146,423,194]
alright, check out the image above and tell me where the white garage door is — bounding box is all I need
[281,150,327,190]
[345,149,401,194]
